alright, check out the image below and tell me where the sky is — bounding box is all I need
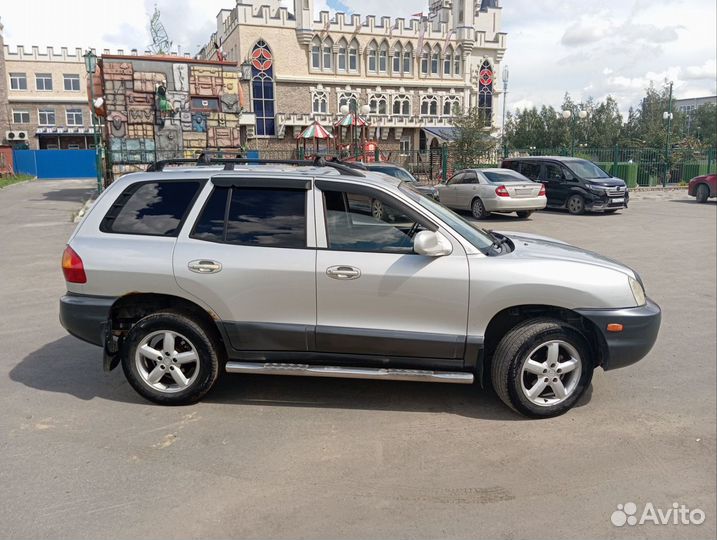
[1,0,715,116]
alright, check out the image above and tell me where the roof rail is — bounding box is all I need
[146,154,366,177]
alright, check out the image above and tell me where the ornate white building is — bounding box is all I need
[198,0,507,154]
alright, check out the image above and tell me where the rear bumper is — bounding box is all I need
[576,298,661,370]
[59,293,116,347]
[486,196,547,212]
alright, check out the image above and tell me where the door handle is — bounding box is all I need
[188,259,222,274]
[326,265,361,280]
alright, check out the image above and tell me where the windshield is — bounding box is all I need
[400,184,495,253]
[483,170,531,183]
[566,159,610,179]
[372,166,417,183]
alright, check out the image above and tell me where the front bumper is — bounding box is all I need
[59,293,116,347]
[576,298,661,370]
[586,193,629,211]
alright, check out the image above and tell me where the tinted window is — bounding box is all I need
[543,163,565,181]
[447,173,465,185]
[323,189,424,253]
[520,162,541,181]
[503,161,520,172]
[192,186,229,242]
[566,159,610,179]
[225,188,306,248]
[371,166,416,182]
[483,170,531,183]
[102,181,200,236]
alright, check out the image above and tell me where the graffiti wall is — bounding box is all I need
[98,56,247,175]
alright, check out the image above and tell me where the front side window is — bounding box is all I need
[13,110,30,124]
[36,73,53,91]
[10,73,27,90]
[66,108,83,126]
[38,109,56,126]
[543,163,565,181]
[192,186,306,248]
[101,181,201,236]
[64,74,81,91]
[323,189,425,254]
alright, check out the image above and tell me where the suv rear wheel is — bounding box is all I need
[491,318,593,417]
[122,312,221,405]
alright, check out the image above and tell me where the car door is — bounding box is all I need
[437,172,463,207]
[540,162,570,206]
[314,180,469,364]
[173,176,317,353]
[454,170,480,210]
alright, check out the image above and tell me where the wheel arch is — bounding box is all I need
[480,304,607,386]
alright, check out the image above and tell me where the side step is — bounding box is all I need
[225,362,474,384]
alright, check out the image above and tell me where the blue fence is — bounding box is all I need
[13,149,97,179]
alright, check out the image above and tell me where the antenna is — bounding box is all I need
[148,4,172,55]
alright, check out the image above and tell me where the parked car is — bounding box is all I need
[60,157,660,418]
[436,168,546,219]
[687,173,716,203]
[501,156,629,215]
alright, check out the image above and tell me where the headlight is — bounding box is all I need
[587,184,606,194]
[629,276,646,306]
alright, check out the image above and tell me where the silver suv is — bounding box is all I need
[60,158,661,417]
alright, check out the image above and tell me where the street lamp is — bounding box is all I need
[501,65,509,158]
[83,49,103,193]
[662,81,674,187]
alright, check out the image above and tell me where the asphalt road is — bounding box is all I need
[0,179,715,539]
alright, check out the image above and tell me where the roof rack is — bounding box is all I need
[146,153,366,177]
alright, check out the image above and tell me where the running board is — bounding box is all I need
[225,362,474,384]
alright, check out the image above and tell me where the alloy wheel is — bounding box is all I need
[135,330,200,393]
[519,340,582,406]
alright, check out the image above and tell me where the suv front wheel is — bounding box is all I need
[491,318,593,417]
[122,312,221,405]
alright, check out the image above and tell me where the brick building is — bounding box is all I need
[198,0,507,155]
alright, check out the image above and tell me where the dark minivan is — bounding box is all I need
[501,156,629,215]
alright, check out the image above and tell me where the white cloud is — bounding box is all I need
[684,59,717,80]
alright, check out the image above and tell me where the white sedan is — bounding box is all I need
[437,168,547,219]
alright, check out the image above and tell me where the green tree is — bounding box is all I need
[451,107,495,167]
[688,103,717,148]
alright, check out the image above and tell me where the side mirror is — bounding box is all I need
[413,230,453,257]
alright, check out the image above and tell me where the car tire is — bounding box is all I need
[490,318,594,418]
[471,197,489,219]
[371,198,386,220]
[696,184,709,203]
[567,194,585,215]
[516,210,534,219]
[121,312,221,405]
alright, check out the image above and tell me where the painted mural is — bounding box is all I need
[98,57,246,174]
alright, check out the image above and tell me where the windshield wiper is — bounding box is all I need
[486,230,509,253]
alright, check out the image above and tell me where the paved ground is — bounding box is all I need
[0,179,715,539]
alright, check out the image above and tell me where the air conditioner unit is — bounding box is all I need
[5,130,28,141]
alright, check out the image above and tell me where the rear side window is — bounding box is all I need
[520,162,541,181]
[101,181,201,236]
[192,186,306,248]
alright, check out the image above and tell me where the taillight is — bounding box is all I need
[539,184,546,196]
[62,245,87,283]
[495,185,510,197]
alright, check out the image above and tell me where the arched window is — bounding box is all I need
[443,95,460,116]
[322,37,333,71]
[348,39,359,71]
[420,45,430,75]
[431,45,440,75]
[392,43,402,74]
[337,39,348,71]
[392,94,411,116]
[338,91,358,110]
[403,43,413,74]
[251,40,276,136]
[311,37,321,70]
[420,95,438,116]
[477,60,493,125]
[444,46,453,76]
[369,93,387,115]
[454,47,462,76]
[312,90,328,114]
[366,41,378,73]
[378,41,388,73]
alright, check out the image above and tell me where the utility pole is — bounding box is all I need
[663,81,673,187]
[501,65,509,159]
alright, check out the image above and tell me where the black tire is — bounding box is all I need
[121,312,221,405]
[566,194,585,215]
[490,318,594,418]
[471,197,489,219]
[516,210,534,219]
[696,184,709,203]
